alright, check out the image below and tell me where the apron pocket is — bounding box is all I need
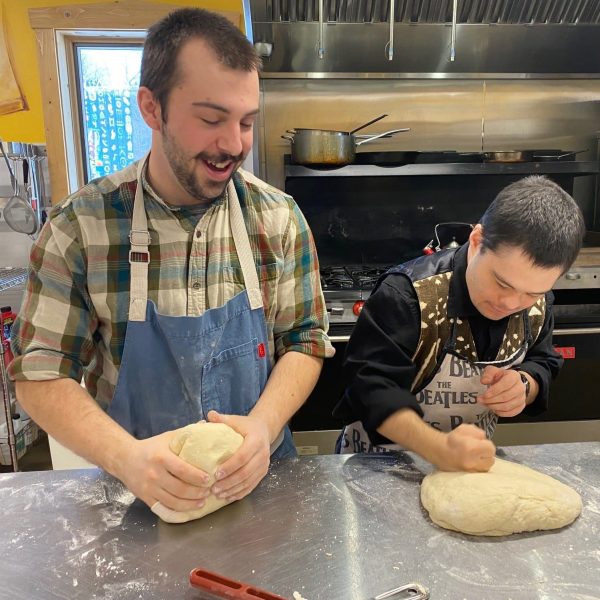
[201,338,261,416]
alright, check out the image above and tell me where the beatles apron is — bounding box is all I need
[108,156,294,458]
[337,313,532,454]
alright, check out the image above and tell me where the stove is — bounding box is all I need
[322,246,600,335]
[321,265,391,332]
[321,265,390,291]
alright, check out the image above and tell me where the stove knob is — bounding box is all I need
[330,306,345,316]
[353,300,365,316]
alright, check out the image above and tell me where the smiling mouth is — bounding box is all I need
[202,158,233,173]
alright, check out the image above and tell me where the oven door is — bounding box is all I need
[291,335,349,455]
[496,325,600,445]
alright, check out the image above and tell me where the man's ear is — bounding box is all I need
[469,223,484,251]
[137,87,163,131]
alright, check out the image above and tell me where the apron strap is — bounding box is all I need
[226,180,263,310]
[129,155,152,322]
[128,158,264,318]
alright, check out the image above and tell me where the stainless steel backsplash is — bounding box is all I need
[258,78,600,211]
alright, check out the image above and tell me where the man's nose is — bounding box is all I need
[500,292,522,312]
[216,123,244,157]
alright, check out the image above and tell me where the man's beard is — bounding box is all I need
[161,124,244,203]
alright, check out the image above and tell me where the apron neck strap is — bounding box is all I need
[128,156,264,322]
[226,179,263,310]
[128,155,152,322]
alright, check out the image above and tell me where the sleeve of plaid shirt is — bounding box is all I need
[8,205,97,382]
[273,199,334,359]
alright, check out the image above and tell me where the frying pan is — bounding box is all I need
[484,149,587,163]
[483,150,534,163]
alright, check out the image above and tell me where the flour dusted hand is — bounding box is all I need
[151,422,244,523]
[420,458,582,536]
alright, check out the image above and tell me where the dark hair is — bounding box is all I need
[140,8,261,121]
[479,175,585,272]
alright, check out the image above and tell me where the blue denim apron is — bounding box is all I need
[108,156,294,458]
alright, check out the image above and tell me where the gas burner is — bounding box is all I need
[321,265,390,291]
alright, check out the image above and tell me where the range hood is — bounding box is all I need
[249,0,600,76]
[252,0,600,24]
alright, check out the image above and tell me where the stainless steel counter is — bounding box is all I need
[1,443,599,599]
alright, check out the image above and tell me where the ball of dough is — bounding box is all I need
[152,422,244,524]
[420,458,582,536]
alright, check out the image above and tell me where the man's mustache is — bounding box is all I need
[197,152,244,164]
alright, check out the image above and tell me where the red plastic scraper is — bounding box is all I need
[190,568,288,600]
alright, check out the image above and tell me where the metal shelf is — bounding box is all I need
[285,161,600,178]
[0,268,28,293]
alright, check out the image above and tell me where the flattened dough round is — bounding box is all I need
[420,458,582,536]
[152,422,243,523]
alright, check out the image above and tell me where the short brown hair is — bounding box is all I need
[480,175,585,273]
[140,8,261,121]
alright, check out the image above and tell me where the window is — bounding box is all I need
[74,44,150,182]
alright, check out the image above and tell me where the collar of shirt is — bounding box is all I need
[139,160,224,214]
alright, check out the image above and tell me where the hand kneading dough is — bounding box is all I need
[151,422,244,524]
[420,458,582,536]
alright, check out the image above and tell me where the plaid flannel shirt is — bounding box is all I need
[9,161,334,410]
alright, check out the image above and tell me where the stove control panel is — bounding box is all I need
[326,302,361,324]
[554,267,600,289]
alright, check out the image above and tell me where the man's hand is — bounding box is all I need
[378,408,495,473]
[478,366,528,417]
[117,430,211,512]
[439,424,496,472]
[207,410,271,502]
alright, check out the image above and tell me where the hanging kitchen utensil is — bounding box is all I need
[0,139,16,189]
[1,146,38,236]
[24,143,46,231]
[282,126,410,167]
[349,113,388,135]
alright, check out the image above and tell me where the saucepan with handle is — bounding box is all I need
[189,567,429,599]
[282,114,411,167]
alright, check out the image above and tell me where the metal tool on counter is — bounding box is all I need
[370,583,429,600]
[189,568,429,600]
